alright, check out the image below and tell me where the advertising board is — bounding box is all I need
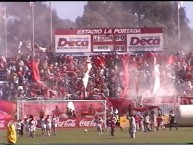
[127,33,163,52]
[55,35,91,53]
[55,28,163,53]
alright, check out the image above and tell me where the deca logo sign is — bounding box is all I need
[58,38,89,47]
[55,35,91,53]
[130,37,161,46]
[127,33,163,51]
[56,35,90,48]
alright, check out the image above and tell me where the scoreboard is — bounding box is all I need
[92,32,127,53]
[92,34,114,52]
[55,28,163,53]
[92,35,127,52]
[114,35,127,52]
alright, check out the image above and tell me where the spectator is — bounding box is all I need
[0,50,193,104]
[88,104,95,115]
[39,107,45,119]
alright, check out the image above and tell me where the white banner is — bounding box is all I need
[92,45,114,52]
[55,35,91,53]
[127,33,163,52]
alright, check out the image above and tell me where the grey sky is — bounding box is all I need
[51,1,87,21]
[183,1,193,28]
[50,1,193,28]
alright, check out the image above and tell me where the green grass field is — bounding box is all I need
[0,127,193,144]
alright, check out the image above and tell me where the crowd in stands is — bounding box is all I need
[0,49,193,102]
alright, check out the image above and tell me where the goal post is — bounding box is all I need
[16,99,107,128]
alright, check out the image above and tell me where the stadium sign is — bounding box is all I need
[127,33,163,52]
[55,27,163,53]
[55,35,91,53]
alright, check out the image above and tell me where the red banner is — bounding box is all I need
[57,117,96,128]
[0,118,13,129]
[0,100,16,115]
[31,60,41,81]
[0,117,97,129]
[0,100,16,129]
[55,28,162,35]
[20,101,104,119]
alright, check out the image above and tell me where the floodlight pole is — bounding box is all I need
[49,1,53,45]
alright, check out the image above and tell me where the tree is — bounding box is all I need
[0,2,76,57]
[76,1,193,52]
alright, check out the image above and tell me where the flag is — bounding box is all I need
[67,101,75,111]
[178,1,183,9]
[152,56,161,96]
[82,57,92,98]
[1,7,6,20]
[31,60,41,81]
[18,41,22,54]
[95,56,105,67]
[120,54,129,98]
[34,43,47,52]
[1,56,7,64]
[29,2,34,8]
[82,61,92,89]
[167,54,175,65]
[26,41,32,50]
[39,46,47,52]
[0,56,7,68]
[135,71,140,95]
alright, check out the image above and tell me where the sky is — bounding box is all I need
[51,1,87,21]
[50,1,193,28]
[183,1,193,28]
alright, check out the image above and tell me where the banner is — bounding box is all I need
[0,117,95,129]
[31,60,41,81]
[56,117,96,128]
[55,28,163,53]
[127,33,163,52]
[0,100,16,115]
[0,101,16,129]
[0,119,13,129]
[55,35,91,53]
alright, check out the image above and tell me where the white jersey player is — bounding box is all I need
[29,115,37,138]
[150,111,157,131]
[15,119,24,137]
[95,115,104,135]
[45,115,52,137]
[39,117,46,135]
[52,114,59,136]
[128,114,137,138]
[24,115,30,136]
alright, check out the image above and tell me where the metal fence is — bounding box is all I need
[144,103,177,115]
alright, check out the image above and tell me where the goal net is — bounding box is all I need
[16,99,107,128]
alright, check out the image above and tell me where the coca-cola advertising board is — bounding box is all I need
[55,27,163,53]
[0,100,16,129]
[57,117,97,128]
[0,117,96,129]
[0,119,13,129]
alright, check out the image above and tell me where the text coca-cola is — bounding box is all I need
[79,119,96,127]
[58,119,76,128]
[0,120,5,128]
